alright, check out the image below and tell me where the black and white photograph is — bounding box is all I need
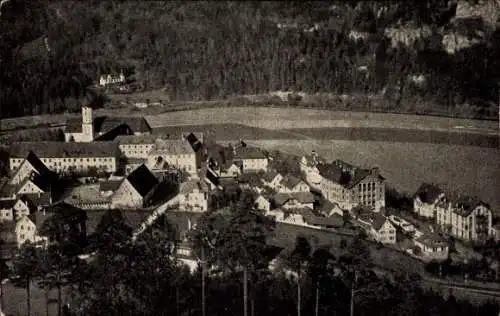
[0,0,499,315]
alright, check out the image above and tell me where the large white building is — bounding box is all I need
[99,71,125,87]
[9,141,119,174]
[412,184,493,242]
[317,160,385,212]
[146,138,197,175]
[413,183,446,218]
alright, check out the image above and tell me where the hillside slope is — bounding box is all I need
[0,0,499,120]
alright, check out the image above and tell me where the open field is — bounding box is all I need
[249,139,500,214]
[145,106,498,135]
[153,123,498,148]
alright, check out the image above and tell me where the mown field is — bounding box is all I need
[145,106,498,135]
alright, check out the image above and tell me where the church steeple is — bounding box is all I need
[81,105,94,142]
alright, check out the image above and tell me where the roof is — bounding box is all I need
[99,180,122,192]
[66,116,151,134]
[18,192,52,207]
[29,211,54,230]
[207,144,234,167]
[151,139,194,155]
[372,213,390,231]
[180,180,208,195]
[304,214,344,228]
[85,209,154,235]
[452,196,488,217]
[94,124,134,141]
[0,199,15,210]
[126,165,159,197]
[416,233,448,247]
[302,152,326,167]
[116,135,159,145]
[234,146,267,160]
[262,170,279,182]
[273,192,315,206]
[26,151,52,176]
[317,160,384,189]
[184,133,203,152]
[18,171,52,193]
[0,182,15,198]
[147,180,179,206]
[318,200,341,213]
[414,183,444,204]
[280,174,304,190]
[9,141,119,158]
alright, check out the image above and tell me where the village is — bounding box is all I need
[0,103,499,278]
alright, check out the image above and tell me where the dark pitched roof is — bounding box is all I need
[318,200,341,213]
[126,165,159,197]
[207,144,234,167]
[185,133,203,152]
[66,116,151,134]
[372,213,390,231]
[26,151,51,176]
[280,174,304,190]
[414,183,444,204]
[262,170,279,182]
[273,192,315,207]
[205,169,220,186]
[452,196,488,217]
[0,199,16,209]
[94,124,134,141]
[18,171,52,193]
[97,116,151,134]
[10,141,119,158]
[234,146,267,160]
[317,160,383,189]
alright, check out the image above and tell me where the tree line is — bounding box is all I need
[2,190,499,316]
[0,1,499,120]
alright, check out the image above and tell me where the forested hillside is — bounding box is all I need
[0,0,499,119]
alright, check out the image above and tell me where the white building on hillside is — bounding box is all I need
[99,71,125,87]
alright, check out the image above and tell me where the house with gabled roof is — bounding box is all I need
[299,151,325,187]
[261,170,283,190]
[436,195,492,242]
[277,174,310,193]
[178,179,208,212]
[413,183,446,218]
[111,165,159,209]
[317,160,385,212]
[317,199,344,217]
[414,232,449,261]
[10,151,54,186]
[0,200,15,222]
[233,145,268,173]
[146,138,197,175]
[254,194,271,212]
[272,192,315,210]
[357,212,396,244]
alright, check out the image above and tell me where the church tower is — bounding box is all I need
[81,106,94,142]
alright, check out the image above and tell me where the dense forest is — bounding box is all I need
[0,0,499,119]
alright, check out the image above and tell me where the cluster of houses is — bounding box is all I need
[0,105,497,265]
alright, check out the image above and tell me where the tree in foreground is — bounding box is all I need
[12,244,41,316]
[189,190,275,316]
